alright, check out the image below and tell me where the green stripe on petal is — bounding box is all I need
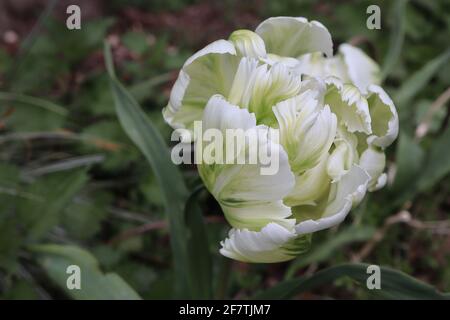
[295,165,370,235]
[162,39,239,131]
[198,95,296,231]
[359,145,387,191]
[325,79,372,134]
[274,91,337,174]
[229,29,267,58]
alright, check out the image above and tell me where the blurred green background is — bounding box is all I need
[1,0,450,299]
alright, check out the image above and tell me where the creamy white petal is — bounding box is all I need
[202,95,256,132]
[366,85,399,148]
[338,44,380,94]
[228,58,260,106]
[325,80,372,134]
[184,39,236,67]
[263,53,301,69]
[163,39,239,131]
[274,92,337,174]
[295,165,370,235]
[284,154,331,207]
[241,62,302,125]
[198,96,296,230]
[229,29,267,58]
[220,223,297,263]
[255,16,333,58]
[359,146,386,192]
[326,126,359,182]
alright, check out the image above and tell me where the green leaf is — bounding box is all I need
[185,187,212,299]
[389,133,425,202]
[104,42,191,298]
[381,0,408,80]
[395,48,450,112]
[0,92,67,116]
[129,73,172,103]
[285,226,375,279]
[30,244,141,300]
[122,31,149,55]
[254,263,449,300]
[18,168,88,241]
[417,126,450,191]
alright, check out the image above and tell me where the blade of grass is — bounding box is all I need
[381,0,408,81]
[395,48,450,114]
[104,42,191,298]
[285,226,375,279]
[255,263,449,300]
[0,92,68,116]
[185,186,212,299]
[30,244,141,300]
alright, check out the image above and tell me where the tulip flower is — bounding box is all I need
[164,16,398,263]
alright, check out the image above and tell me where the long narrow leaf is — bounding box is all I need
[417,126,450,191]
[254,263,448,300]
[104,42,191,298]
[0,91,68,116]
[381,0,408,80]
[18,168,88,241]
[285,226,375,279]
[395,48,450,112]
[31,244,141,300]
[185,186,212,299]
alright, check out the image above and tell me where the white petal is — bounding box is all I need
[228,57,260,106]
[198,96,296,230]
[274,93,337,173]
[202,94,256,132]
[220,223,297,263]
[215,126,295,230]
[163,39,239,131]
[326,126,359,182]
[163,70,191,128]
[263,53,301,69]
[255,16,333,58]
[295,165,370,235]
[366,85,399,148]
[284,154,331,207]
[359,146,386,192]
[338,44,381,94]
[184,39,236,67]
[241,62,302,125]
[325,80,372,134]
[229,29,267,58]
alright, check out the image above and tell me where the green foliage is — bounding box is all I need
[0,0,450,300]
[31,244,141,300]
[253,263,449,300]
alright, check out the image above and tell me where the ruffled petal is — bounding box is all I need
[295,165,370,235]
[366,85,399,148]
[255,16,333,58]
[325,79,372,134]
[242,62,302,125]
[274,91,337,173]
[338,44,381,94]
[229,29,267,58]
[284,154,331,207]
[359,145,386,191]
[220,223,299,263]
[198,95,296,231]
[163,40,239,131]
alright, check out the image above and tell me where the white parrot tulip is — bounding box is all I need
[164,16,399,263]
